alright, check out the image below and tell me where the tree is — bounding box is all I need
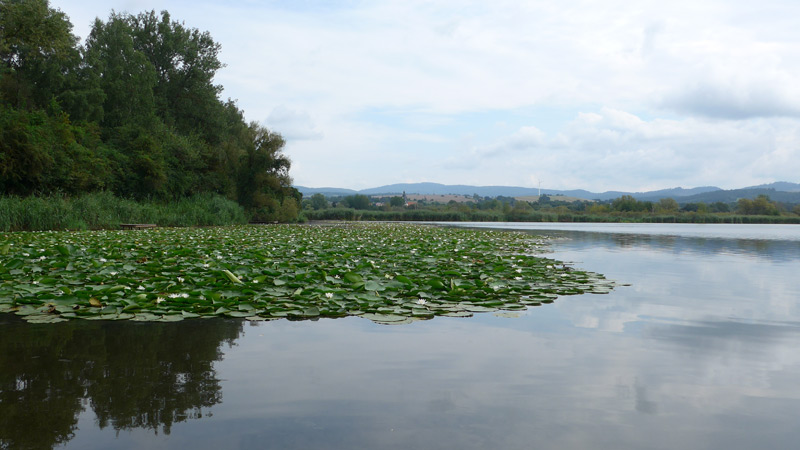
[389,196,404,207]
[125,10,225,139]
[236,123,296,221]
[83,13,158,129]
[612,195,639,212]
[656,198,679,213]
[0,0,80,108]
[342,194,371,210]
[709,201,730,213]
[737,195,779,216]
[310,193,328,210]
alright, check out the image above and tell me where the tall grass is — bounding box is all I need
[0,192,248,231]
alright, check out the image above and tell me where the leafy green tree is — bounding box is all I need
[389,196,404,207]
[310,193,328,210]
[0,3,300,221]
[0,0,79,108]
[342,194,371,210]
[612,195,642,212]
[656,198,679,213]
[125,10,225,140]
[236,123,296,221]
[83,13,158,129]
[709,201,730,213]
[737,195,779,215]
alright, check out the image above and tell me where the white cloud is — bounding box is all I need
[662,80,800,119]
[265,106,323,141]
[49,0,800,190]
[458,108,800,191]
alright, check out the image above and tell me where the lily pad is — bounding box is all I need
[0,223,617,325]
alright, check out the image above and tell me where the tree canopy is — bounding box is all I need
[0,1,298,221]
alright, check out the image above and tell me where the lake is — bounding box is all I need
[2,223,800,449]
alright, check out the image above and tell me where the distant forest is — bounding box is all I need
[0,0,299,222]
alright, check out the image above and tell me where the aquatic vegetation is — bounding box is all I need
[0,223,615,324]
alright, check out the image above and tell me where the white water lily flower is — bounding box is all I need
[177,277,184,283]
[99,257,107,263]
[155,297,165,304]
[325,292,333,299]
[516,268,523,273]
[417,299,427,305]
[203,263,210,268]
[514,277,522,280]
[168,293,181,298]
[137,285,145,291]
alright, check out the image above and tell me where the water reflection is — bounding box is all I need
[0,316,242,449]
[533,229,800,262]
[4,224,800,449]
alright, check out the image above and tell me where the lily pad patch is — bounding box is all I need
[0,223,616,325]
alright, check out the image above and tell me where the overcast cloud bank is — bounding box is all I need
[53,0,800,191]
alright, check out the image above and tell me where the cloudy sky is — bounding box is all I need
[51,0,800,192]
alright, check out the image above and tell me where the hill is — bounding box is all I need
[295,181,800,204]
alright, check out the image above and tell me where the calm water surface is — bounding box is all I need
[2,223,800,449]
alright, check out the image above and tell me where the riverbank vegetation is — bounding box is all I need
[0,191,248,231]
[303,193,800,224]
[1,0,299,227]
[0,223,615,324]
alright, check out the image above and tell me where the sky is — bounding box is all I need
[50,0,800,192]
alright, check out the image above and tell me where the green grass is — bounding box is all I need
[0,192,248,231]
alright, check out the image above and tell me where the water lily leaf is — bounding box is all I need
[361,313,408,323]
[344,272,363,284]
[157,314,185,322]
[439,311,473,317]
[301,307,320,317]
[25,314,69,324]
[462,305,498,312]
[364,280,384,292]
[222,269,243,284]
[131,313,160,322]
[5,259,24,270]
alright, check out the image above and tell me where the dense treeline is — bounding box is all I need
[303,193,800,224]
[0,0,299,224]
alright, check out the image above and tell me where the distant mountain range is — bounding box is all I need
[294,182,800,203]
